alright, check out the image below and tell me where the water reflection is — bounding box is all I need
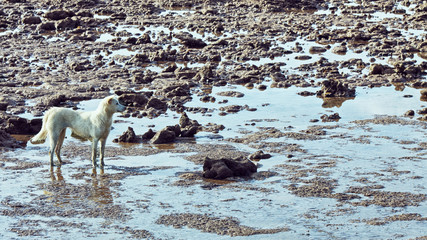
[320,97,355,108]
[46,166,113,206]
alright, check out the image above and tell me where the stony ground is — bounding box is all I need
[0,0,426,239]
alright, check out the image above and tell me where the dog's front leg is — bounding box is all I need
[99,138,107,169]
[91,139,99,168]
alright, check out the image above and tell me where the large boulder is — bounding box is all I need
[4,117,42,135]
[203,157,257,179]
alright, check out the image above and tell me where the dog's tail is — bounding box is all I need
[30,110,51,144]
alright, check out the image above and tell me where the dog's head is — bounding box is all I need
[106,96,126,113]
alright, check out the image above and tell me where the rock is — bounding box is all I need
[0,129,22,148]
[113,127,140,143]
[4,117,42,135]
[179,112,191,128]
[202,157,257,179]
[44,10,75,21]
[37,22,56,31]
[320,113,341,122]
[369,64,386,75]
[0,102,8,111]
[181,126,198,137]
[146,98,167,111]
[295,55,312,60]
[56,17,79,30]
[219,105,245,113]
[332,45,347,55]
[257,84,267,90]
[216,91,244,98]
[136,33,152,44]
[179,37,207,48]
[316,79,356,98]
[23,16,42,25]
[69,60,91,71]
[309,46,327,54]
[163,85,190,98]
[118,93,149,108]
[142,129,156,140]
[404,110,415,117]
[40,94,67,107]
[417,108,427,115]
[298,91,316,96]
[150,126,177,144]
[270,72,287,82]
[248,150,272,160]
[421,89,427,101]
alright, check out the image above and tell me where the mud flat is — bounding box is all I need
[1,0,427,239]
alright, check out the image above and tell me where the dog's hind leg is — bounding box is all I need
[55,129,66,165]
[48,133,59,167]
[91,139,99,168]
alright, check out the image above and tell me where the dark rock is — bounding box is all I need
[23,16,42,25]
[180,37,207,48]
[141,129,156,140]
[421,89,427,101]
[316,79,356,98]
[150,127,176,144]
[69,60,91,71]
[146,98,167,111]
[404,110,415,117]
[44,10,75,21]
[179,112,191,128]
[270,72,287,82]
[417,108,427,115]
[0,102,8,111]
[119,93,149,108]
[136,33,152,44]
[203,157,257,180]
[219,105,245,113]
[56,17,79,30]
[200,95,216,103]
[0,129,22,148]
[163,85,190,98]
[248,150,272,160]
[166,125,181,137]
[113,127,140,143]
[369,64,386,75]
[181,126,198,137]
[4,117,41,135]
[309,46,327,54]
[298,91,316,96]
[332,45,347,55]
[37,22,56,31]
[321,113,341,122]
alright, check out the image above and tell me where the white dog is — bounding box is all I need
[30,96,126,168]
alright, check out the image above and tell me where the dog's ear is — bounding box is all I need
[108,97,113,105]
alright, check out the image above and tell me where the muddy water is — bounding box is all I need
[1,1,427,239]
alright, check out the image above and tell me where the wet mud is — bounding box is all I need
[1,0,427,239]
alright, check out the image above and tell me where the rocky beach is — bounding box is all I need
[0,0,426,239]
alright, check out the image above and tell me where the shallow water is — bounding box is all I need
[1,2,427,240]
